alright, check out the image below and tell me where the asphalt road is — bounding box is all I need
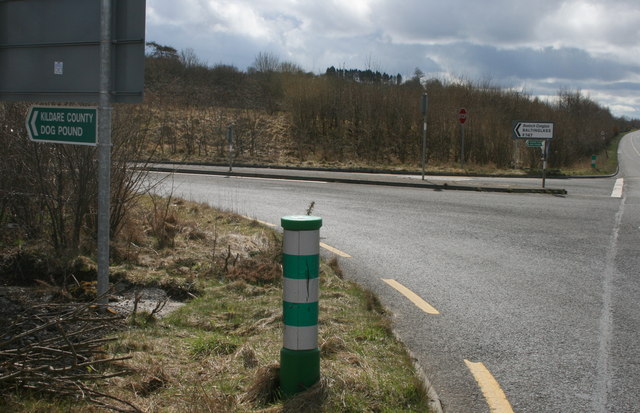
[146,131,640,413]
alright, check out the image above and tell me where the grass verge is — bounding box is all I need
[553,132,624,176]
[1,195,432,412]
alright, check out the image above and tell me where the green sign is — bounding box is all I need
[526,139,543,147]
[26,106,97,145]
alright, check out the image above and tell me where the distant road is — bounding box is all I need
[147,131,640,412]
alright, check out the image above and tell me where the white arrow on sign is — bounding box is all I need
[30,110,39,137]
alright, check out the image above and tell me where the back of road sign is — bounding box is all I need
[0,0,145,103]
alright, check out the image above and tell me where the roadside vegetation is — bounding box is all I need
[556,131,624,176]
[142,43,638,172]
[1,196,432,412]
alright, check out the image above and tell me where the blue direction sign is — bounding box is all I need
[26,106,97,145]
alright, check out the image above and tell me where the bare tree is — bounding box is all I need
[250,51,281,73]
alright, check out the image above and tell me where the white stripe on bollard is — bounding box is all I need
[283,230,321,255]
[284,325,319,350]
[283,278,319,303]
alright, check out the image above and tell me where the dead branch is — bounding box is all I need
[0,298,139,411]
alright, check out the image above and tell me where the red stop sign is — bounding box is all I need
[458,108,467,124]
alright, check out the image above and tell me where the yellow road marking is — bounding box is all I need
[464,360,514,413]
[241,216,275,227]
[255,219,276,227]
[381,279,440,315]
[320,242,352,258]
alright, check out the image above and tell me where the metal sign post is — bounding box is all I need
[421,93,428,180]
[3,0,146,306]
[458,108,467,169]
[512,121,554,188]
[541,141,549,188]
[227,125,234,174]
[96,0,113,305]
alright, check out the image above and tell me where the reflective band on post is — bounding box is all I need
[280,215,322,397]
[283,278,319,303]
[284,230,320,255]
[284,325,318,350]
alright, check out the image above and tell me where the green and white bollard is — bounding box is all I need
[280,215,322,397]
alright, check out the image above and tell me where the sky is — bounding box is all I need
[146,0,640,119]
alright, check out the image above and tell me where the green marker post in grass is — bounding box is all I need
[280,215,322,397]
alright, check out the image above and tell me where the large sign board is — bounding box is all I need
[26,106,97,145]
[512,121,554,140]
[0,0,145,103]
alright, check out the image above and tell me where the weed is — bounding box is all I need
[363,289,386,315]
[305,201,316,216]
[241,363,281,406]
[327,256,344,279]
[189,333,240,358]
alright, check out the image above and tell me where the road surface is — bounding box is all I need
[146,131,640,412]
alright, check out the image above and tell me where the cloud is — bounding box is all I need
[376,0,559,46]
[538,1,640,55]
[145,0,640,118]
[427,43,637,82]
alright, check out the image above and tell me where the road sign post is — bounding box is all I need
[7,1,146,306]
[459,108,467,169]
[227,125,234,174]
[26,106,97,145]
[421,93,428,180]
[542,141,548,188]
[96,0,113,306]
[513,121,554,189]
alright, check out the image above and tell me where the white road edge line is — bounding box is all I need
[630,134,640,157]
[611,178,623,198]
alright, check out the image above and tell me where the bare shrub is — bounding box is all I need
[0,102,157,269]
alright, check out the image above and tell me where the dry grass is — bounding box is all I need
[1,197,431,412]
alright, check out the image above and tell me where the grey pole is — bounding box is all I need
[421,93,428,180]
[227,125,234,174]
[541,140,548,189]
[460,122,465,170]
[97,0,113,306]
